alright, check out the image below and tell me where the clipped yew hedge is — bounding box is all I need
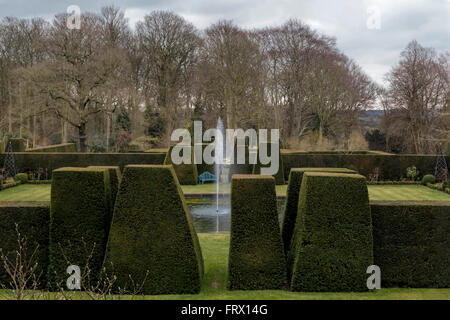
[164,145,198,185]
[0,152,166,178]
[371,201,450,288]
[228,175,286,290]
[47,168,112,289]
[0,202,50,288]
[252,142,285,184]
[88,166,121,212]
[282,153,449,181]
[26,143,77,153]
[7,138,26,152]
[103,165,203,294]
[281,167,357,255]
[288,172,373,292]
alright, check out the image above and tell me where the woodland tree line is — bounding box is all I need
[0,7,448,153]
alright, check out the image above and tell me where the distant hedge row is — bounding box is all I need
[26,143,77,153]
[282,153,449,181]
[0,152,166,177]
[5,138,27,152]
[371,201,450,288]
[1,149,447,181]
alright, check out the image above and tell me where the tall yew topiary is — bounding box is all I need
[288,172,373,292]
[47,167,111,289]
[103,165,204,294]
[281,167,357,255]
[228,174,287,290]
[88,166,121,212]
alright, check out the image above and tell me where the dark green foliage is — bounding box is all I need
[364,129,386,151]
[228,175,287,290]
[164,145,198,185]
[281,168,357,256]
[252,143,285,184]
[0,141,4,153]
[14,173,28,183]
[421,174,435,185]
[282,153,449,181]
[2,151,448,182]
[371,201,450,287]
[88,166,121,211]
[7,138,26,152]
[288,172,373,292]
[0,152,166,178]
[26,143,77,153]
[47,168,111,289]
[103,165,203,294]
[0,202,50,288]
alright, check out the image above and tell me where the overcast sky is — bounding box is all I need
[1,0,449,86]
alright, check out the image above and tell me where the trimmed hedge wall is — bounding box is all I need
[281,167,357,256]
[2,150,447,182]
[252,143,285,185]
[288,172,373,292]
[103,165,203,294]
[7,138,26,152]
[164,146,198,185]
[0,202,50,288]
[88,166,121,212]
[26,143,77,153]
[228,175,286,290]
[0,152,166,178]
[371,201,450,288]
[47,168,112,289]
[282,153,449,181]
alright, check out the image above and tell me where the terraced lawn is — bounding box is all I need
[0,183,449,202]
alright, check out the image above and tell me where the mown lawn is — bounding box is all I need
[0,183,449,202]
[367,185,450,201]
[0,184,52,202]
[1,233,449,300]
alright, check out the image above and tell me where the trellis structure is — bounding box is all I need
[2,142,17,179]
[434,143,448,182]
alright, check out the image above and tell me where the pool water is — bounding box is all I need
[187,199,286,233]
